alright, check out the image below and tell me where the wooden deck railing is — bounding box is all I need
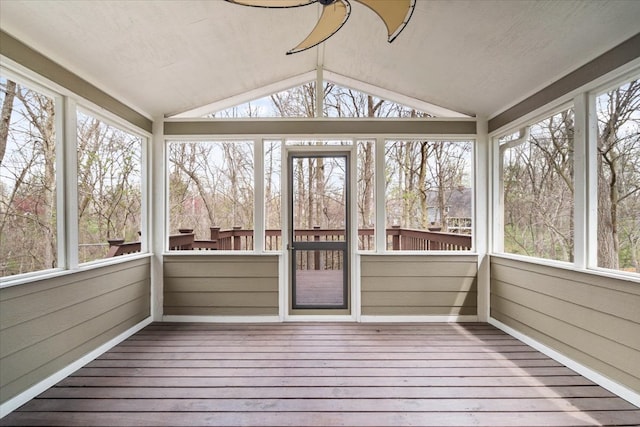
[106,226,472,259]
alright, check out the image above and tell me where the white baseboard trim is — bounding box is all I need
[489,317,640,408]
[284,315,356,322]
[360,315,478,323]
[162,315,281,323]
[0,316,153,419]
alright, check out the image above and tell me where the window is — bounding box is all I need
[501,108,574,262]
[0,77,59,277]
[168,140,254,251]
[357,140,375,251]
[324,83,432,118]
[596,78,640,273]
[385,140,473,251]
[76,110,144,263]
[206,81,434,119]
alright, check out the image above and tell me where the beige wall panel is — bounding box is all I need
[492,310,640,393]
[491,294,639,376]
[361,277,477,292]
[493,279,640,350]
[362,291,477,308]
[360,255,478,316]
[362,306,477,316]
[0,261,149,327]
[164,292,278,308]
[0,280,148,358]
[1,296,149,402]
[0,259,151,404]
[164,277,278,293]
[163,306,278,316]
[163,256,279,316]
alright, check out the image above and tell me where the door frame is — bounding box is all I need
[282,145,357,318]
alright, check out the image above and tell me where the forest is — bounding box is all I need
[1,77,638,277]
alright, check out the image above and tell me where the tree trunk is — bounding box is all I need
[0,80,17,167]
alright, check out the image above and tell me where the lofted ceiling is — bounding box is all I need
[1,0,639,120]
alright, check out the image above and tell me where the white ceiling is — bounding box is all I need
[1,0,639,119]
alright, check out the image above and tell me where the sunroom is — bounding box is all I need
[0,0,639,425]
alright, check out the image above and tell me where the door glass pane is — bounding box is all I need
[291,156,346,239]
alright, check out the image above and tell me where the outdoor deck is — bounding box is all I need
[2,323,639,426]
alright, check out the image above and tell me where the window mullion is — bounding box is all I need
[375,137,386,252]
[63,97,79,269]
[573,93,588,268]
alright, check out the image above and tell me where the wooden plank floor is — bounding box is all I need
[2,323,639,426]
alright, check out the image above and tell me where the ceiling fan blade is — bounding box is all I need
[225,0,315,8]
[354,0,415,42]
[287,0,351,54]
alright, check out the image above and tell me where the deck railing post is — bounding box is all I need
[210,226,220,249]
[233,226,242,251]
[313,225,321,270]
[392,225,401,251]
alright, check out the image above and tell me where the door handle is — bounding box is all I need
[287,244,295,251]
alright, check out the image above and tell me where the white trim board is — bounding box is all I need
[360,315,478,323]
[489,317,640,408]
[162,315,281,323]
[0,317,153,419]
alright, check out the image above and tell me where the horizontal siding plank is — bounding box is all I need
[361,261,477,277]
[491,256,640,295]
[361,277,476,292]
[362,291,477,307]
[163,306,278,316]
[491,262,640,322]
[493,279,640,350]
[491,294,640,380]
[0,258,149,301]
[164,277,278,293]
[163,292,278,308]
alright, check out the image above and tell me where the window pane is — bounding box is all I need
[357,140,375,251]
[209,82,316,118]
[77,111,143,263]
[265,140,281,251]
[502,108,574,261]
[168,141,254,251]
[385,140,473,251]
[0,78,58,277]
[323,83,433,118]
[596,79,640,273]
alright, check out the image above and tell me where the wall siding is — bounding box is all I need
[0,258,151,404]
[360,255,478,316]
[490,256,640,392]
[163,255,279,316]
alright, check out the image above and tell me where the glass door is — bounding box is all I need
[288,153,349,310]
